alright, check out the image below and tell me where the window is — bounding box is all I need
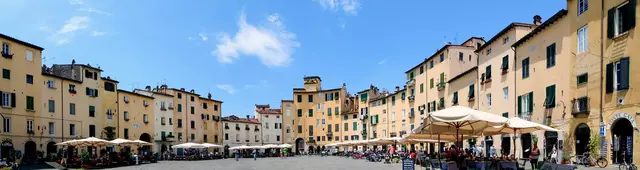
[26,120,33,133]
[546,43,556,68]
[522,57,530,78]
[86,88,98,97]
[430,79,434,89]
[545,85,556,108]
[459,52,463,61]
[503,87,509,101]
[420,83,424,93]
[69,84,76,93]
[485,65,492,80]
[1,43,8,55]
[308,94,313,102]
[486,93,492,106]
[353,122,357,131]
[47,80,55,89]
[190,106,194,114]
[452,91,458,105]
[335,124,339,132]
[214,104,218,111]
[297,95,302,102]
[606,58,630,93]
[25,96,34,110]
[169,118,173,125]
[429,60,434,68]
[2,117,8,133]
[89,106,95,117]
[25,74,33,84]
[177,93,182,99]
[277,135,281,142]
[124,111,129,121]
[178,119,182,128]
[577,25,588,54]
[308,109,313,117]
[577,73,589,85]
[144,114,149,123]
[439,53,444,62]
[2,69,9,79]
[190,120,195,129]
[177,104,182,112]
[104,82,115,92]
[518,92,533,115]
[503,36,510,44]
[89,125,95,137]
[502,112,508,118]
[70,124,76,136]
[190,96,195,102]
[578,0,588,15]
[419,65,424,74]
[48,100,55,113]
[25,50,33,61]
[501,55,509,71]
[225,133,229,140]
[308,125,314,136]
[48,122,54,135]
[344,123,348,131]
[609,1,635,38]
[297,109,302,117]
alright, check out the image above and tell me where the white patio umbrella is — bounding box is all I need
[131,140,152,146]
[398,138,443,144]
[172,142,204,149]
[55,140,77,146]
[261,144,280,149]
[69,137,113,147]
[110,138,135,145]
[200,143,222,148]
[279,144,292,148]
[483,117,562,157]
[427,106,508,144]
[230,145,250,150]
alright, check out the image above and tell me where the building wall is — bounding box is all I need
[222,121,262,147]
[256,113,283,144]
[200,98,222,145]
[514,13,571,158]
[101,79,118,138]
[117,90,155,150]
[280,100,295,144]
[447,70,478,109]
[134,89,174,151]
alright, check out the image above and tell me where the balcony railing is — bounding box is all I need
[225,126,229,130]
[390,132,397,137]
[437,82,446,90]
[543,116,552,126]
[235,127,240,131]
[408,95,415,101]
[572,97,590,117]
[406,79,416,87]
[518,112,532,121]
[160,107,167,111]
[409,111,415,118]
[168,106,174,110]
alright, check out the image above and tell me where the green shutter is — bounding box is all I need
[430,79,434,88]
[427,103,431,112]
[606,63,614,93]
[545,85,556,108]
[440,73,444,82]
[486,65,491,79]
[608,8,616,39]
[178,104,182,112]
[328,108,332,115]
[501,55,509,70]
[502,112,508,118]
[353,122,357,131]
[298,109,302,117]
[518,96,522,114]
[308,109,313,117]
[481,73,485,82]
[453,92,458,104]
[420,84,424,93]
[620,57,630,90]
[630,0,637,28]
[528,92,534,112]
[335,107,339,115]
[468,84,475,98]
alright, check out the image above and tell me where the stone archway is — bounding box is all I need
[1,139,13,160]
[611,118,634,163]
[46,141,57,157]
[574,123,590,156]
[295,138,304,155]
[23,141,37,164]
[139,133,152,153]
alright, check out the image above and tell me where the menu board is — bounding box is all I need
[600,139,608,157]
[402,159,415,170]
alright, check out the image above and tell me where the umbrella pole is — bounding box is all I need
[513,129,516,158]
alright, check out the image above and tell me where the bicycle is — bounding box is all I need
[619,152,636,170]
[571,152,607,168]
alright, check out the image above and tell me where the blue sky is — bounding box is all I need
[1,0,565,117]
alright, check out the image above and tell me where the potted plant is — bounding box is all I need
[561,153,570,164]
[79,151,92,168]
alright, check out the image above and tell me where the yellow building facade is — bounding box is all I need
[117,90,155,145]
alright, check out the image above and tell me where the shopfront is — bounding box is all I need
[608,113,636,163]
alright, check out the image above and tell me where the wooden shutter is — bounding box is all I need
[10,93,16,108]
[620,57,630,90]
[0,91,4,105]
[468,84,475,98]
[608,8,616,39]
[625,0,636,31]
[502,56,509,70]
[545,85,556,108]
[606,62,614,93]
[86,87,90,95]
[528,92,534,112]
[486,65,491,78]
[518,96,522,114]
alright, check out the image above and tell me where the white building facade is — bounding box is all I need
[134,87,175,153]
[222,115,262,147]
[254,105,283,145]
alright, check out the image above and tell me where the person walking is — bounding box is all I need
[252,149,257,161]
[530,144,540,170]
[234,149,240,162]
[283,147,288,158]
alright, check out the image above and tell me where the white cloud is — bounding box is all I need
[378,59,386,65]
[199,32,208,41]
[91,31,106,36]
[68,0,84,5]
[56,38,70,46]
[188,37,193,40]
[58,16,89,34]
[244,80,269,89]
[213,12,300,67]
[314,0,360,15]
[78,8,112,16]
[216,84,238,94]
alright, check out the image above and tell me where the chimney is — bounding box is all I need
[208,93,212,99]
[246,115,250,119]
[180,88,185,91]
[395,86,400,92]
[71,59,76,65]
[145,85,151,91]
[534,15,542,25]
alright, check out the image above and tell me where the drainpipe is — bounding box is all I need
[599,0,605,125]
[61,80,65,141]
[116,85,120,139]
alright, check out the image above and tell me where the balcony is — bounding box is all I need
[168,106,174,110]
[406,79,416,87]
[166,134,175,138]
[235,127,240,131]
[225,126,230,130]
[254,128,260,132]
[390,132,397,137]
[408,95,415,101]
[409,111,415,118]
[572,97,590,117]
[306,138,316,144]
[69,89,77,94]
[436,82,446,91]
[518,112,532,121]
[245,140,250,142]
[399,130,407,137]
[1,52,13,59]
[161,107,167,111]
[245,127,250,131]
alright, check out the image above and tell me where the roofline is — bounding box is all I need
[281,100,293,102]
[56,64,104,72]
[0,33,44,51]
[513,9,568,48]
[118,89,155,99]
[404,44,475,73]
[169,88,200,96]
[475,22,537,53]
[100,77,119,83]
[42,72,83,83]
[447,66,478,83]
[199,97,223,103]
[357,89,370,94]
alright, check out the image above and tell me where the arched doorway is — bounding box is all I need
[308,146,314,154]
[611,118,634,163]
[1,140,13,160]
[23,141,37,164]
[224,145,230,158]
[161,144,167,154]
[575,123,590,156]
[46,141,57,157]
[321,145,325,152]
[501,136,511,156]
[139,133,152,153]
[484,136,494,156]
[295,138,304,155]
[521,134,532,158]
[544,131,558,159]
